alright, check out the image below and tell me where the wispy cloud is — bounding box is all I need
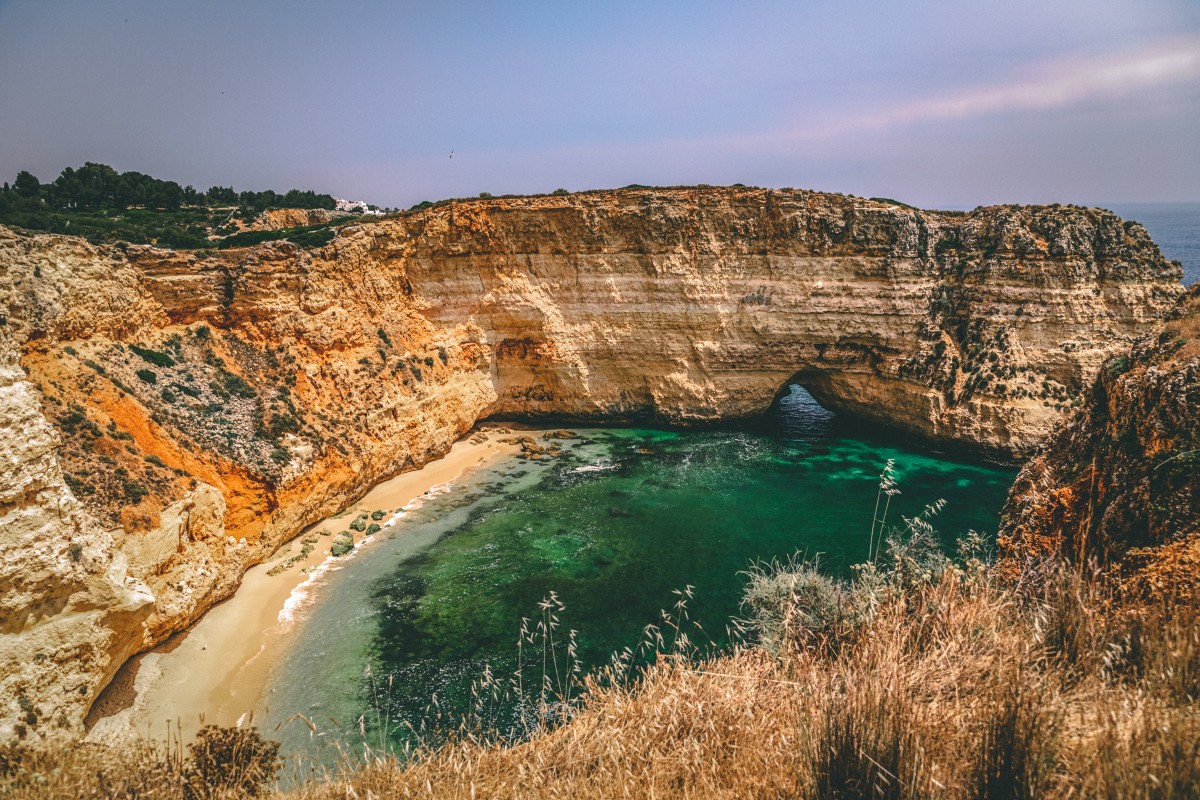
[761,35,1200,146]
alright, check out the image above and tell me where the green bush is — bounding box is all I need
[130,343,176,367]
[136,368,157,384]
[221,372,257,399]
[123,478,149,504]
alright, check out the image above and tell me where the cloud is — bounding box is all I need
[760,35,1200,147]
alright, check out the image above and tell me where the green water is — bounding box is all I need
[259,388,1014,759]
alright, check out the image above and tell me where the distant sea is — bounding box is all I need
[1107,203,1200,286]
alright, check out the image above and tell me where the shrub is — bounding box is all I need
[123,478,149,504]
[186,724,281,798]
[266,412,300,439]
[136,368,157,384]
[222,372,256,399]
[739,558,853,654]
[130,343,176,367]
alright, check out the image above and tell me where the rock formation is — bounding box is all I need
[250,207,343,231]
[0,187,1182,741]
[1000,284,1199,597]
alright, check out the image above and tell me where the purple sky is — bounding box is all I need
[1,0,1198,208]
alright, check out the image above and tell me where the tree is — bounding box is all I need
[14,170,40,198]
[206,185,237,206]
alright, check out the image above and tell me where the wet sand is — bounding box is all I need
[86,431,519,744]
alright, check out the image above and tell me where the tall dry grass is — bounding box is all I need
[278,561,1198,800]
[3,565,1196,799]
[3,496,1197,798]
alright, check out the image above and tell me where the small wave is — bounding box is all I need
[278,556,337,624]
[277,480,460,625]
[572,463,615,474]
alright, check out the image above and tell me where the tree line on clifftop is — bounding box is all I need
[0,162,340,249]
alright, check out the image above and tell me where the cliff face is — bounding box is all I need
[1000,285,1200,596]
[0,187,1182,741]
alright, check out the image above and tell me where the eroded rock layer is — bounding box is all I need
[1000,285,1200,596]
[0,187,1182,740]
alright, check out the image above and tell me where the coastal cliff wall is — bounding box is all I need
[0,187,1182,741]
[1000,284,1200,597]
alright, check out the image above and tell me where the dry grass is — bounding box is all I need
[279,565,1198,800]
[0,723,279,799]
[3,566,1196,799]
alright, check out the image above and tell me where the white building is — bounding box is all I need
[334,197,383,215]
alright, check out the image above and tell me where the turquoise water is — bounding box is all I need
[259,388,1014,759]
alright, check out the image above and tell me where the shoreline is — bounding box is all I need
[85,428,521,744]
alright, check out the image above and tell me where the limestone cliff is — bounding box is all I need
[250,207,343,231]
[1000,284,1200,597]
[0,187,1182,741]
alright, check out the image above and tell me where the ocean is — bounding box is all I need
[258,389,1014,760]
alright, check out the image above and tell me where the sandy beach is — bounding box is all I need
[85,430,520,744]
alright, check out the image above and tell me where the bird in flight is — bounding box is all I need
[449,150,455,159]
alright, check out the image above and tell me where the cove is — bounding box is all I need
[257,388,1015,759]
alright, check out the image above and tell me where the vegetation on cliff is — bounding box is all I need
[0,162,350,248]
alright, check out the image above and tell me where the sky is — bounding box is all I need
[0,0,1198,209]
